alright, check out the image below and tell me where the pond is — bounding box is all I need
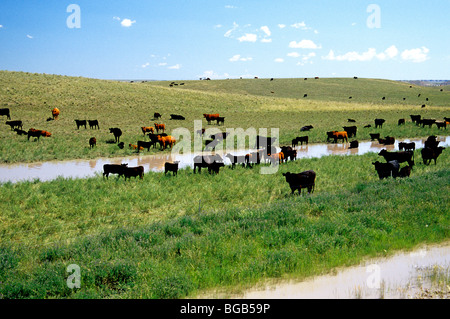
[0,136,449,184]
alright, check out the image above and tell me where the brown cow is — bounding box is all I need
[141,126,154,135]
[157,135,176,150]
[332,131,348,143]
[89,137,96,148]
[154,123,165,133]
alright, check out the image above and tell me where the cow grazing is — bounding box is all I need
[89,137,96,149]
[136,141,153,151]
[292,136,308,147]
[88,120,99,129]
[75,120,87,129]
[193,154,223,173]
[5,120,23,130]
[141,126,154,136]
[421,147,445,165]
[109,128,122,143]
[157,135,176,150]
[378,149,414,167]
[434,121,447,130]
[303,94,308,98]
[216,116,225,125]
[225,153,246,169]
[421,119,435,128]
[370,133,380,141]
[154,123,165,133]
[170,114,185,120]
[14,128,27,136]
[348,119,356,122]
[203,114,219,125]
[27,129,45,141]
[103,163,128,179]
[207,162,225,174]
[343,126,357,138]
[398,119,405,126]
[398,166,411,178]
[123,166,144,180]
[164,162,179,176]
[364,124,372,128]
[372,161,400,180]
[300,125,314,132]
[332,131,348,143]
[153,112,162,120]
[375,119,386,128]
[0,108,11,120]
[349,140,359,149]
[282,171,316,195]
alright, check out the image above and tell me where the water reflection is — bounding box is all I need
[1,136,448,184]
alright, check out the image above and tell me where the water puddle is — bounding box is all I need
[0,136,448,184]
[201,242,450,299]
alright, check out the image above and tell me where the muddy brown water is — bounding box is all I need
[200,242,450,299]
[0,136,449,184]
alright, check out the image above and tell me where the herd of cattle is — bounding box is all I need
[1,106,448,195]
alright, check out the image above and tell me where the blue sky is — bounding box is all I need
[0,1,449,80]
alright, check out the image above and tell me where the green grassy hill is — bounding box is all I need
[1,71,449,163]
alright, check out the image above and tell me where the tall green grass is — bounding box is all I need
[0,150,448,299]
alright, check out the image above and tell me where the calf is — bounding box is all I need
[130,143,144,151]
[5,120,23,130]
[154,112,162,120]
[154,123,165,133]
[164,162,179,176]
[103,163,128,179]
[372,160,400,179]
[75,119,87,129]
[123,166,144,180]
[410,115,421,124]
[88,120,99,129]
[216,116,225,125]
[434,121,447,130]
[141,126,154,136]
[207,161,225,174]
[282,170,316,195]
[0,108,11,120]
[421,147,445,165]
[398,166,411,178]
[375,119,385,128]
[378,149,414,167]
[89,137,96,148]
[109,128,122,143]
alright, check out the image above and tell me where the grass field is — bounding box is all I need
[1,71,449,163]
[0,71,449,299]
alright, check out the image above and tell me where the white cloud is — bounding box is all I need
[113,17,121,21]
[287,52,301,58]
[401,47,430,63]
[198,70,230,80]
[214,24,223,29]
[289,39,321,49]
[121,19,136,27]
[158,62,167,66]
[168,64,181,70]
[260,26,271,37]
[229,54,252,62]
[0,25,3,28]
[224,22,239,38]
[261,38,272,43]
[323,45,406,63]
[278,24,286,29]
[238,33,257,42]
[225,5,237,9]
[291,22,308,29]
[275,58,284,63]
[26,34,33,39]
[142,62,150,68]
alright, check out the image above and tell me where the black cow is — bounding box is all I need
[375,119,385,128]
[216,117,225,125]
[123,166,144,180]
[421,119,435,128]
[89,120,100,129]
[372,160,400,179]
[398,119,405,126]
[398,142,415,152]
[89,137,96,149]
[398,166,411,178]
[349,140,359,149]
[280,146,297,162]
[5,120,23,130]
[109,128,122,143]
[164,162,179,176]
[74,119,87,129]
[434,121,447,130]
[424,136,439,150]
[292,136,308,147]
[378,136,395,145]
[154,112,162,120]
[421,147,445,165]
[282,170,316,195]
[300,125,314,132]
[410,114,421,125]
[103,163,128,179]
[0,108,11,120]
[378,149,414,167]
[343,126,357,138]
[193,154,223,173]
[170,114,185,120]
[14,128,27,136]
[207,162,225,174]
[348,119,356,122]
[245,150,264,167]
[137,140,153,151]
